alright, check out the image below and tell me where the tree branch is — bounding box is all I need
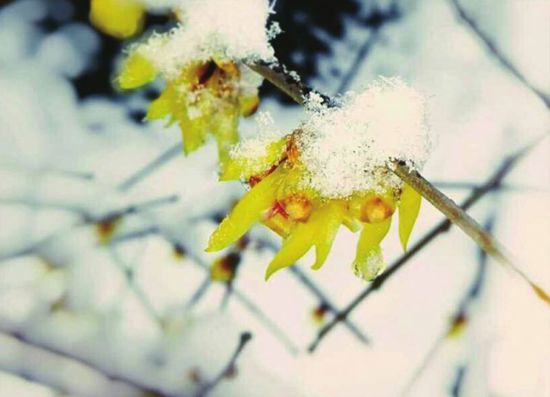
[248,59,550,306]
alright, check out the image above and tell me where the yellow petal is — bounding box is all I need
[312,202,345,270]
[207,169,282,252]
[90,0,145,39]
[179,113,209,154]
[117,52,157,90]
[146,85,176,121]
[265,221,316,281]
[398,183,422,251]
[212,110,239,168]
[220,138,286,181]
[352,217,392,281]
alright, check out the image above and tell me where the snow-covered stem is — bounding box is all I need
[249,60,516,277]
[392,161,514,267]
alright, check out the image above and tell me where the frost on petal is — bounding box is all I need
[353,217,392,281]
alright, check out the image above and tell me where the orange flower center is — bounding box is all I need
[281,194,312,222]
[359,196,394,223]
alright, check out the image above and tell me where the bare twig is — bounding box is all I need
[257,238,370,344]
[0,368,70,396]
[0,163,95,180]
[307,136,545,352]
[0,330,164,397]
[451,365,468,397]
[118,143,181,191]
[399,216,492,396]
[195,332,252,397]
[0,195,178,261]
[449,0,550,109]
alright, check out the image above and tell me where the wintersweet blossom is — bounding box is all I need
[90,0,146,38]
[114,0,275,164]
[207,78,433,281]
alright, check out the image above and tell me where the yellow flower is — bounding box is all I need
[90,0,145,39]
[207,133,422,281]
[117,52,259,166]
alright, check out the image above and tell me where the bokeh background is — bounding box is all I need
[0,0,549,396]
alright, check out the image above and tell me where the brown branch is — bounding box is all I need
[248,59,550,306]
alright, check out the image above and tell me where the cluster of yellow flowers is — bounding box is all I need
[117,53,259,164]
[90,0,264,167]
[207,133,422,281]
[88,1,424,282]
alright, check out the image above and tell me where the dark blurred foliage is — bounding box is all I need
[5,0,401,103]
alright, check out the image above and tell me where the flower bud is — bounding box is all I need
[358,195,395,223]
[281,194,312,222]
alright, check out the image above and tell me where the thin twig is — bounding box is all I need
[257,238,370,344]
[451,365,468,397]
[0,368,70,396]
[0,195,178,261]
[118,143,181,191]
[400,216,492,396]
[307,136,544,352]
[0,163,95,180]
[195,332,253,397]
[162,240,300,355]
[433,181,546,193]
[288,266,370,344]
[0,330,164,397]
[449,0,550,109]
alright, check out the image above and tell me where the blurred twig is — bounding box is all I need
[451,365,467,397]
[399,216,492,396]
[257,238,370,345]
[0,330,165,397]
[0,163,95,180]
[118,143,181,191]
[195,332,253,397]
[307,135,546,352]
[0,368,70,396]
[449,0,550,109]
[336,3,400,94]
[0,195,179,261]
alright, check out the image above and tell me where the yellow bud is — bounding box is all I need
[281,194,312,222]
[358,195,395,223]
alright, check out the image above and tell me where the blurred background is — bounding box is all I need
[0,0,549,396]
